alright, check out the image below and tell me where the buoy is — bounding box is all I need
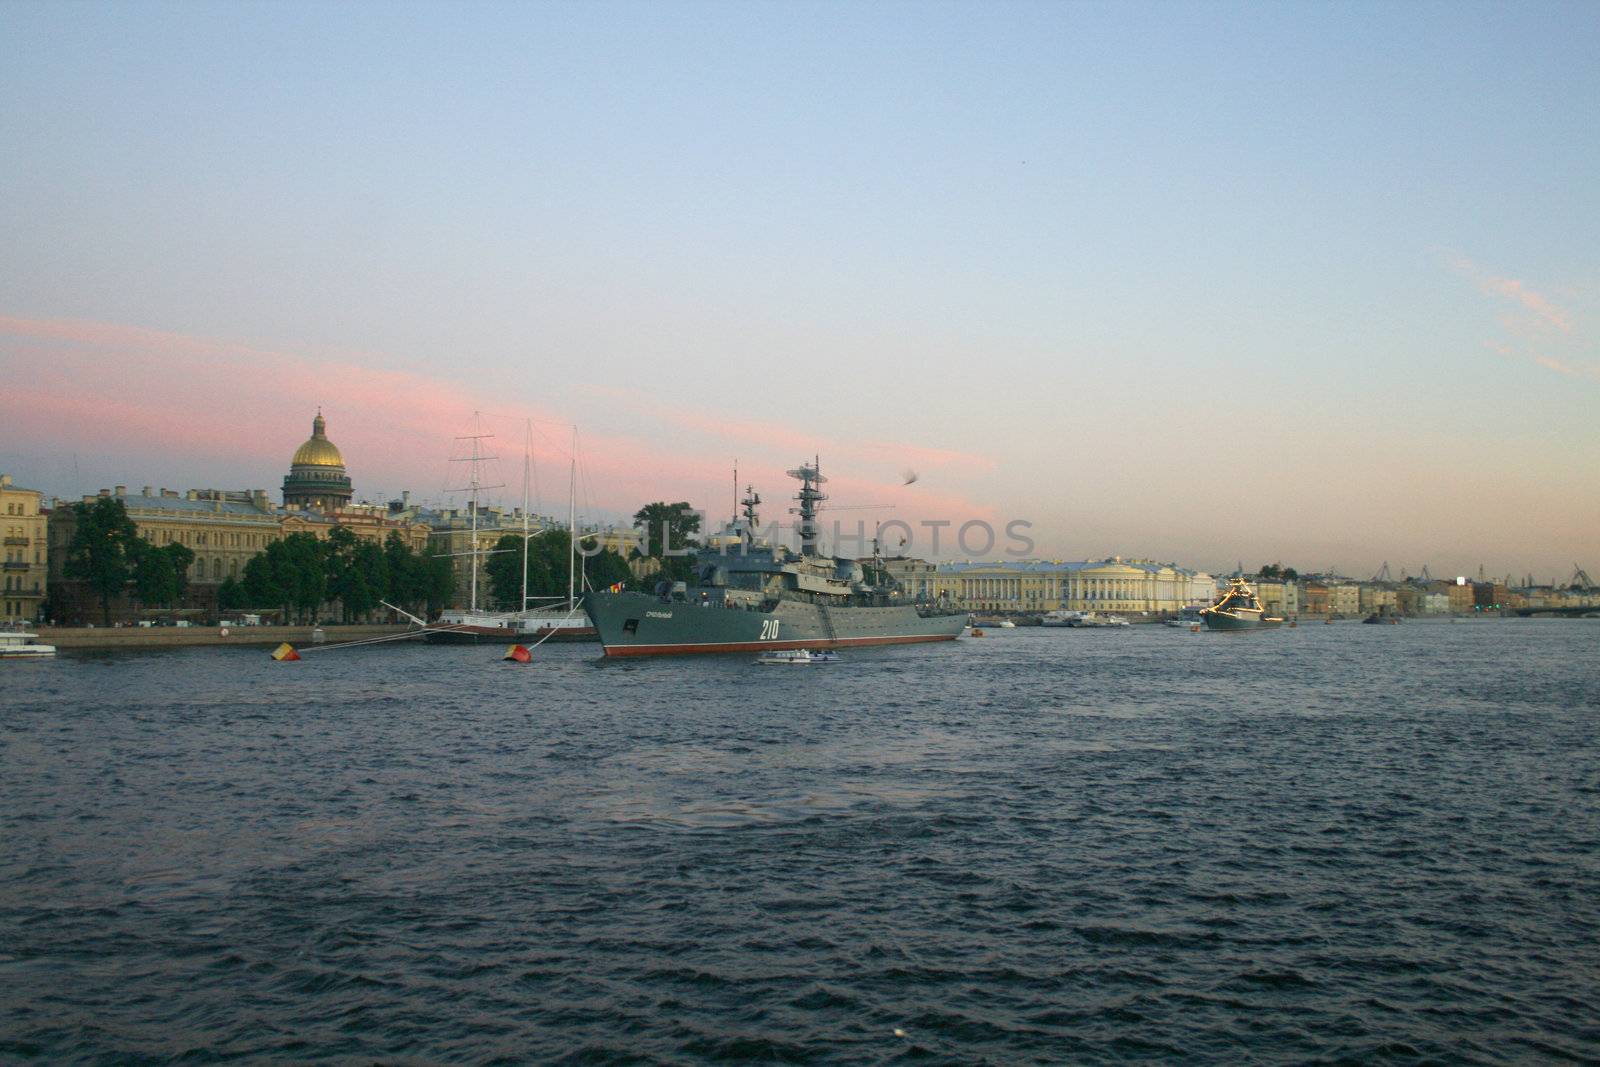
[270,643,300,661]
[1190,623,1201,632]
[971,628,985,637]
[503,644,532,663]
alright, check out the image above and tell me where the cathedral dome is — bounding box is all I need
[291,412,345,468]
[283,410,353,512]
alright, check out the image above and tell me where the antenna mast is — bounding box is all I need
[448,414,502,614]
[786,456,829,556]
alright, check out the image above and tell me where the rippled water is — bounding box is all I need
[3,620,1598,1063]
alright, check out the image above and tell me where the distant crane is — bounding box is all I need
[1372,561,1393,583]
[1419,564,1432,582]
[1571,563,1594,590]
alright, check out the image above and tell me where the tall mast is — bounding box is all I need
[448,414,500,615]
[521,419,531,615]
[786,455,828,557]
[567,426,577,613]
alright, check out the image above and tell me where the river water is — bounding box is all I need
[2,620,1597,1063]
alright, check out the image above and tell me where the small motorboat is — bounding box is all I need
[809,650,840,663]
[757,649,816,665]
[0,632,56,658]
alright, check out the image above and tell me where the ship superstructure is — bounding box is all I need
[584,460,966,656]
[1200,577,1284,631]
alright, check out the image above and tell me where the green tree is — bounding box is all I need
[632,502,701,584]
[164,542,195,604]
[241,552,285,618]
[132,541,179,608]
[576,536,633,591]
[421,552,455,617]
[340,541,387,621]
[64,497,140,625]
[217,576,245,613]
[279,533,329,623]
[484,533,532,610]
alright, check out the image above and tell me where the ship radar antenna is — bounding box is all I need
[786,457,829,557]
[740,483,762,528]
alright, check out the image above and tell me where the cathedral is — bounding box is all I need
[282,410,353,512]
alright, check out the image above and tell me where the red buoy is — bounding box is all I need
[504,644,532,663]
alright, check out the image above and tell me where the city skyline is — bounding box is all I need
[3,2,1597,577]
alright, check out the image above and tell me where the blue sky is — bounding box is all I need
[2,1,1596,577]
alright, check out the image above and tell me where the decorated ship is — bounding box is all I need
[1200,577,1285,631]
[583,461,967,657]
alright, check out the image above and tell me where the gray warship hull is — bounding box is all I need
[585,591,966,657]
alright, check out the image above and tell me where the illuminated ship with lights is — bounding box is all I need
[1200,577,1284,631]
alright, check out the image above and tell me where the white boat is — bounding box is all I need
[1076,612,1130,628]
[1166,605,1207,628]
[1040,609,1086,627]
[0,632,56,658]
[757,648,816,665]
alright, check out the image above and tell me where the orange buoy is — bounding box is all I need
[270,643,300,661]
[504,644,532,663]
[970,628,985,637]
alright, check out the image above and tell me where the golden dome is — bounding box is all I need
[291,411,345,468]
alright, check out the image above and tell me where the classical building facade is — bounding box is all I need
[1,474,48,622]
[282,410,353,511]
[44,413,429,622]
[920,558,1215,614]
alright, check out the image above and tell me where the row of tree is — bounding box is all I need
[63,496,712,626]
[221,526,456,624]
[63,497,456,625]
[63,496,199,624]
[482,528,634,611]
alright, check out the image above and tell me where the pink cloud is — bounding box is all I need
[1450,256,1573,334]
[1,315,1005,531]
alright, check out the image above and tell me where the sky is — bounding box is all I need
[2,0,1597,580]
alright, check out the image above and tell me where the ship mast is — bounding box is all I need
[786,456,828,557]
[448,414,501,614]
[521,419,531,616]
[567,426,577,613]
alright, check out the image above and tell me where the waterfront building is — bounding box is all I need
[930,558,1214,614]
[1,474,48,623]
[1359,584,1398,615]
[1254,579,1301,618]
[44,412,431,622]
[1329,583,1362,616]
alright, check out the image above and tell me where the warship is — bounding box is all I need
[1200,577,1285,631]
[583,461,967,657]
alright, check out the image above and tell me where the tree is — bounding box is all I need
[340,541,387,621]
[484,534,531,610]
[241,552,285,618]
[64,497,140,625]
[217,576,245,613]
[131,541,179,608]
[421,552,455,617]
[632,502,701,584]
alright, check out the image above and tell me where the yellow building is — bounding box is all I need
[1329,583,1361,617]
[49,487,286,590]
[1,474,48,623]
[932,558,1214,613]
[1359,585,1398,614]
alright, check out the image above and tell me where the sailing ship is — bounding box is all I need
[429,421,596,644]
[583,460,967,657]
[1199,577,1284,631]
